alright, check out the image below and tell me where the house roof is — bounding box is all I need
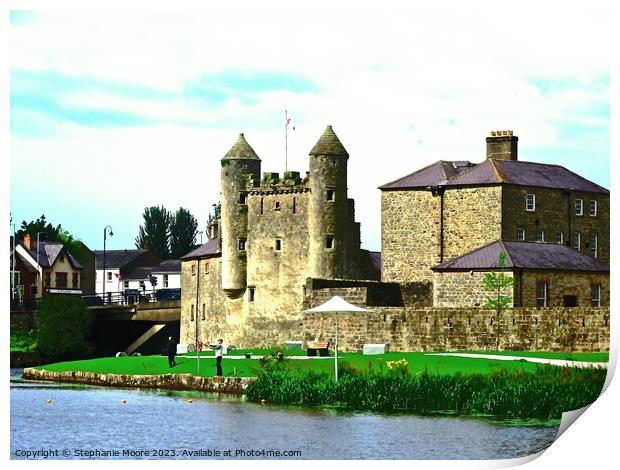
[24,241,83,270]
[223,133,260,161]
[380,158,609,194]
[151,259,181,273]
[94,249,147,269]
[309,125,349,157]
[379,160,475,189]
[10,250,38,273]
[432,240,610,273]
[180,238,220,260]
[123,266,153,281]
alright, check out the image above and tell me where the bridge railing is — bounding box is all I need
[82,289,181,307]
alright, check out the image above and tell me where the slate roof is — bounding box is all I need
[151,259,181,273]
[380,158,609,194]
[379,160,475,189]
[180,238,221,260]
[309,125,349,157]
[123,266,153,281]
[432,240,610,272]
[223,133,260,160]
[24,241,83,269]
[94,249,147,269]
[11,250,38,273]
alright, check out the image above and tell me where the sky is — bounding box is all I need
[7,1,611,253]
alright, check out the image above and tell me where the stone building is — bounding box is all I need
[380,130,610,308]
[180,126,378,347]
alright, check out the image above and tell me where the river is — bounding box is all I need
[10,368,558,460]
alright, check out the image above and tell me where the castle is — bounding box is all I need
[179,126,378,346]
[180,127,610,351]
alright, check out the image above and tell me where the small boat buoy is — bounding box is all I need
[120,399,127,404]
[46,399,53,404]
[187,399,193,404]
[260,399,267,404]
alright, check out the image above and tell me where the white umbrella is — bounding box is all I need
[304,296,371,380]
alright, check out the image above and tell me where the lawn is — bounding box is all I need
[34,349,608,378]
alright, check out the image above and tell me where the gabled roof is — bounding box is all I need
[309,125,349,157]
[223,133,260,160]
[123,266,153,281]
[151,259,181,273]
[379,160,475,190]
[180,238,220,260]
[94,249,147,269]
[10,250,38,273]
[24,241,83,269]
[381,158,609,194]
[432,240,609,273]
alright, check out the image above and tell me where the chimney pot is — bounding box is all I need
[486,130,518,161]
[23,233,32,250]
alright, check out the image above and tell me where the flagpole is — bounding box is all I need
[285,109,288,173]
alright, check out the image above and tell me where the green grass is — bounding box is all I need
[458,350,609,362]
[34,349,608,378]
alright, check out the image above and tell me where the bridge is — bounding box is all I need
[10,291,182,357]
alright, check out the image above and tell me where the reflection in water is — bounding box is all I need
[10,369,558,460]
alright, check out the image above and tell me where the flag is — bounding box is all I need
[286,115,296,130]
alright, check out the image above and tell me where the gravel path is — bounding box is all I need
[425,352,608,369]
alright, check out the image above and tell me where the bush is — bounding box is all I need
[36,295,93,361]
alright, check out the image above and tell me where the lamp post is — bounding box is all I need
[103,225,113,304]
[11,224,16,301]
[36,232,45,298]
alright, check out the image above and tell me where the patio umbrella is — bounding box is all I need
[304,296,371,380]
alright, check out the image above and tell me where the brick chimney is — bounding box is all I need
[23,233,32,250]
[486,130,518,161]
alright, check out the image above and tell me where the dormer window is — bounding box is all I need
[525,194,535,212]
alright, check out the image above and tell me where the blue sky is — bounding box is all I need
[9,5,610,252]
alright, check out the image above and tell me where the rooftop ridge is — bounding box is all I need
[223,133,261,161]
[309,125,349,157]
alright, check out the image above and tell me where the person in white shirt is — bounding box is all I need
[212,338,225,376]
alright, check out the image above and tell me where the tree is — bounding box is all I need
[482,251,514,351]
[135,206,171,259]
[16,214,62,242]
[169,207,198,258]
[56,229,90,266]
[36,295,93,361]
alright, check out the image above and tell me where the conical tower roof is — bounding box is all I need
[309,125,349,157]
[223,133,260,160]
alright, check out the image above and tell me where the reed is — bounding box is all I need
[246,364,606,420]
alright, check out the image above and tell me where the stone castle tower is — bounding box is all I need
[180,125,377,346]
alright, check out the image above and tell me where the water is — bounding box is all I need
[10,369,558,460]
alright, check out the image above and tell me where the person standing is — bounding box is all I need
[166,336,177,368]
[212,338,225,376]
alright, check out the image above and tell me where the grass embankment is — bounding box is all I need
[34,350,607,378]
[245,365,607,420]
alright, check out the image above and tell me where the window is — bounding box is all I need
[590,233,598,258]
[190,304,195,321]
[72,273,79,288]
[239,192,247,204]
[248,287,255,302]
[590,200,598,217]
[326,236,334,249]
[275,239,282,252]
[163,274,169,288]
[107,271,113,282]
[326,190,335,202]
[44,272,51,287]
[591,284,601,307]
[205,263,209,275]
[555,230,564,245]
[536,282,548,308]
[260,198,264,215]
[575,198,583,216]
[516,227,526,241]
[572,231,581,251]
[292,197,296,214]
[238,238,246,251]
[526,194,535,211]
[191,264,196,276]
[124,281,129,289]
[536,228,545,242]
[274,201,281,211]
[55,272,68,288]
[202,303,206,320]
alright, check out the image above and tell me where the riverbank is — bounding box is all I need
[23,368,253,394]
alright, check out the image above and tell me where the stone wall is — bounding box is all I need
[501,186,610,263]
[520,271,610,307]
[433,271,513,308]
[301,306,609,352]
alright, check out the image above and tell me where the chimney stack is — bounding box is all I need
[23,233,32,250]
[486,130,518,161]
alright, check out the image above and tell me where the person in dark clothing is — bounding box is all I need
[212,338,224,376]
[167,336,177,368]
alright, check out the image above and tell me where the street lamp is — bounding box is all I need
[103,225,113,304]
